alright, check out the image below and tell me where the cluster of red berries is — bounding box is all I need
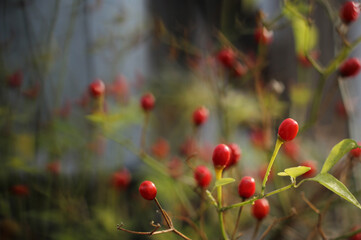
[216,48,248,78]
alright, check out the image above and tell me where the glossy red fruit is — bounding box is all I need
[252,198,270,220]
[11,185,29,197]
[140,93,155,111]
[282,141,300,161]
[278,118,299,142]
[7,70,23,88]
[89,79,105,98]
[238,176,256,199]
[217,48,236,68]
[301,160,317,178]
[112,169,131,190]
[350,142,361,157]
[340,1,360,24]
[139,181,157,200]
[225,143,242,168]
[194,166,212,188]
[349,226,361,240]
[212,144,231,168]
[192,106,209,126]
[339,58,361,77]
[254,27,273,45]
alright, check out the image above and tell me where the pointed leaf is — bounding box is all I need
[214,178,235,188]
[321,139,357,173]
[277,172,289,176]
[306,173,361,209]
[285,166,311,178]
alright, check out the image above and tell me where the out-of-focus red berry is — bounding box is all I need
[254,27,273,45]
[252,198,270,220]
[11,185,29,197]
[179,137,198,157]
[108,75,129,103]
[212,144,231,168]
[89,79,105,98]
[112,169,131,190]
[339,58,361,78]
[238,176,256,199]
[250,129,267,149]
[278,118,299,142]
[336,101,348,118]
[7,70,23,88]
[225,143,242,169]
[217,48,236,68]
[301,160,317,178]
[151,138,170,159]
[167,157,183,178]
[233,62,248,77]
[140,93,155,111]
[192,106,209,126]
[349,226,361,240]
[282,141,300,161]
[194,165,212,188]
[139,181,157,200]
[340,1,360,24]
[46,161,61,175]
[350,142,361,158]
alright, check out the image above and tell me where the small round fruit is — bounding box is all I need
[278,118,299,142]
[46,161,61,175]
[139,181,157,200]
[194,166,212,188]
[225,143,242,168]
[11,185,29,197]
[89,79,105,98]
[112,169,131,190]
[217,48,236,68]
[254,27,273,45]
[350,142,361,158]
[252,198,270,220]
[238,176,256,199]
[151,138,170,159]
[301,160,317,178]
[233,62,247,77]
[212,144,231,168]
[340,58,361,78]
[140,93,155,111]
[192,106,209,126]
[340,1,360,24]
[7,71,23,88]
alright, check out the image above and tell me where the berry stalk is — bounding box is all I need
[261,138,283,195]
[215,168,229,240]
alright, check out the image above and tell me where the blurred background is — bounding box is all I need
[1,0,361,239]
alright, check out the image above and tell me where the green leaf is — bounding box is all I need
[321,139,357,174]
[278,166,311,178]
[306,173,361,209]
[214,178,235,188]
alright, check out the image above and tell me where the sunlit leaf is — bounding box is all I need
[278,166,311,178]
[321,139,357,173]
[305,173,361,209]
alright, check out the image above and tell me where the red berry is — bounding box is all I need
[139,181,157,200]
[254,27,273,45]
[301,160,317,178]
[349,226,361,240]
[282,141,300,161]
[233,62,248,77]
[278,118,299,142]
[350,142,361,157]
[340,58,361,78]
[179,137,198,157]
[340,1,360,24]
[89,79,105,98]
[194,166,212,188]
[46,161,61,175]
[217,48,236,68]
[151,138,170,159]
[140,93,155,111]
[112,169,131,190]
[11,185,29,197]
[238,176,256,199]
[192,106,209,126]
[225,143,242,168]
[250,129,267,149]
[7,70,23,88]
[212,144,231,168]
[252,198,270,220]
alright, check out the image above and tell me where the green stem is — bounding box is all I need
[216,168,229,240]
[261,138,283,195]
